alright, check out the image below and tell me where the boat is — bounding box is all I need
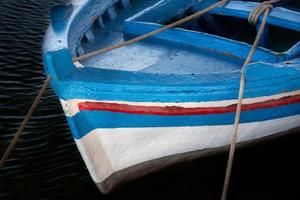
[43,0,300,193]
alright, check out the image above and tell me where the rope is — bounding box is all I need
[0,76,52,169]
[221,1,278,199]
[248,0,280,25]
[73,0,230,62]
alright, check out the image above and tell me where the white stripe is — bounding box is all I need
[62,90,300,116]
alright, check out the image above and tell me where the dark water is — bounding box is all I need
[0,1,300,200]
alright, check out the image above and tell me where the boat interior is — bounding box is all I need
[58,0,300,76]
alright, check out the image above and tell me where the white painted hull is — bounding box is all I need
[74,114,300,193]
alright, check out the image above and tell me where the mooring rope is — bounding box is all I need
[221,1,278,200]
[73,0,230,62]
[0,76,51,169]
[248,0,280,25]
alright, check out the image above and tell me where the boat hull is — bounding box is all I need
[74,114,300,193]
[58,89,300,192]
[43,0,300,194]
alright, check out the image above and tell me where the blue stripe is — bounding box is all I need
[68,102,300,139]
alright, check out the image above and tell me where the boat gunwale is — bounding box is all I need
[43,0,300,101]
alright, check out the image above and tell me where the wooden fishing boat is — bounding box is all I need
[43,0,300,193]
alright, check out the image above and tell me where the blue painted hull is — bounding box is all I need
[43,0,300,193]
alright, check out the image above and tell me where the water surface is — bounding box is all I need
[0,1,299,200]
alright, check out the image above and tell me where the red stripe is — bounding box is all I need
[78,94,300,116]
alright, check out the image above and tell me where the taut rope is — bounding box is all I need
[221,1,279,200]
[0,76,51,169]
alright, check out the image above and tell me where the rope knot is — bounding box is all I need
[248,0,280,25]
